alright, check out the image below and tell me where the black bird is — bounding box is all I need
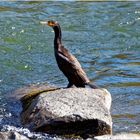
[41,20,97,88]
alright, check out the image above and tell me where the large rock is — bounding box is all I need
[20,88,112,138]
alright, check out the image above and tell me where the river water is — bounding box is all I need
[0,1,140,139]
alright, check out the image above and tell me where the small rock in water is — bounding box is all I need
[0,131,29,140]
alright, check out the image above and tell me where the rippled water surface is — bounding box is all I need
[0,1,140,138]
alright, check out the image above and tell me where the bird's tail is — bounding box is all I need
[85,82,98,89]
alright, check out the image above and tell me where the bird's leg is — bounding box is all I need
[67,83,74,88]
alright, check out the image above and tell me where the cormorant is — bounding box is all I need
[40,20,97,88]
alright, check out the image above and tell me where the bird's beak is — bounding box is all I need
[40,21,54,32]
[40,21,55,27]
[40,21,48,25]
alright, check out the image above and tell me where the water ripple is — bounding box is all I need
[0,1,140,138]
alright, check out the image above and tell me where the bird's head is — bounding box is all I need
[40,20,58,28]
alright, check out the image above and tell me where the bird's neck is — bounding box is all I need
[53,25,62,50]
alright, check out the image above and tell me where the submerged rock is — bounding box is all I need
[20,88,112,138]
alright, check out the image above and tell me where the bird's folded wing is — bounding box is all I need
[58,50,89,83]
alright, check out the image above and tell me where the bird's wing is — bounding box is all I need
[58,46,82,68]
[57,46,90,83]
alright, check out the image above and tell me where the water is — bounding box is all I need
[0,1,140,139]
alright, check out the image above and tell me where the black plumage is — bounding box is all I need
[41,20,97,88]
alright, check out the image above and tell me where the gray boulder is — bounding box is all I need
[20,88,112,138]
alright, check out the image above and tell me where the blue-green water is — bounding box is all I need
[0,1,140,138]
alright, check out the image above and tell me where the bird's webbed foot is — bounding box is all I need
[67,83,74,88]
